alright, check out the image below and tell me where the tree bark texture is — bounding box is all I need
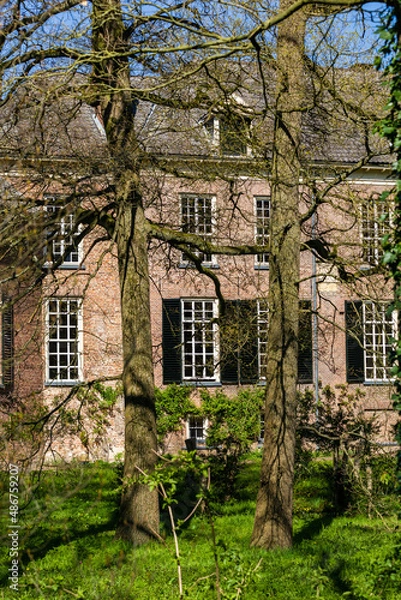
[251,4,306,550]
[92,0,159,544]
[115,192,159,545]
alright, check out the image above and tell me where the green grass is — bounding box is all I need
[0,457,400,599]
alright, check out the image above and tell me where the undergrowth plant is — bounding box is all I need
[1,380,123,472]
[155,384,196,452]
[139,450,263,600]
[155,385,264,502]
[296,384,396,514]
[200,388,264,501]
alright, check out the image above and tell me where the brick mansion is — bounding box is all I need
[0,66,398,461]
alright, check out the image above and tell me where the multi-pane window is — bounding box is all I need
[187,415,207,445]
[363,302,396,382]
[47,298,82,383]
[162,298,312,385]
[257,299,269,379]
[181,195,214,264]
[361,197,391,265]
[256,299,313,383]
[0,296,13,387]
[46,204,81,266]
[255,196,270,266]
[182,299,218,381]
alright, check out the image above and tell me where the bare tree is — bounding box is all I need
[0,0,389,550]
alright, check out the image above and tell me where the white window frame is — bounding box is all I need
[363,301,397,383]
[0,294,13,388]
[180,195,216,265]
[181,298,219,382]
[361,197,392,266]
[257,299,269,380]
[45,203,83,268]
[254,196,270,267]
[259,412,265,444]
[0,297,4,386]
[186,415,208,446]
[46,297,83,384]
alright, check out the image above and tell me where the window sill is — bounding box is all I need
[182,446,211,453]
[182,381,222,388]
[43,263,85,271]
[45,381,82,387]
[359,263,381,271]
[179,263,219,270]
[257,379,314,386]
[57,264,85,271]
[254,264,269,270]
[363,380,393,386]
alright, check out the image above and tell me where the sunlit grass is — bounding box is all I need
[0,457,399,599]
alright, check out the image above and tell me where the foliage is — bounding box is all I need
[66,382,122,447]
[200,388,264,454]
[297,385,375,454]
[1,382,123,469]
[0,459,399,600]
[155,385,196,450]
[375,3,401,494]
[139,451,210,599]
[139,450,208,525]
[154,385,264,500]
[200,388,264,501]
[296,384,395,513]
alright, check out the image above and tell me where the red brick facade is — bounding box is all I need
[1,163,398,463]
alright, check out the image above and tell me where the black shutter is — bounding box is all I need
[239,299,259,384]
[345,301,364,383]
[2,296,13,388]
[220,300,239,384]
[298,300,313,383]
[162,299,182,384]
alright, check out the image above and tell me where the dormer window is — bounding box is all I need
[204,114,251,157]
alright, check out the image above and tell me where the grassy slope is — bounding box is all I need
[0,456,400,600]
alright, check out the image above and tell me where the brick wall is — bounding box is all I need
[2,170,398,462]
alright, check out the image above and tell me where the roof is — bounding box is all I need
[0,77,107,162]
[0,65,392,169]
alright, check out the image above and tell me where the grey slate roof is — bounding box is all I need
[0,65,392,168]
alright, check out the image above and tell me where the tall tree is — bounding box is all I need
[0,0,387,549]
[90,0,160,545]
[251,0,307,550]
[0,0,268,544]
[375,0,401,496]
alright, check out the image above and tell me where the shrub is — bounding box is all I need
[200,388,264,501]
[296,384,396,515]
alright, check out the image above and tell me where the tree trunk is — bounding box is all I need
[91,0,159,544]
[115,190,159,545]
[251,4,306,550]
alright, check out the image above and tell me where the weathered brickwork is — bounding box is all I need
[1,169,398,462]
